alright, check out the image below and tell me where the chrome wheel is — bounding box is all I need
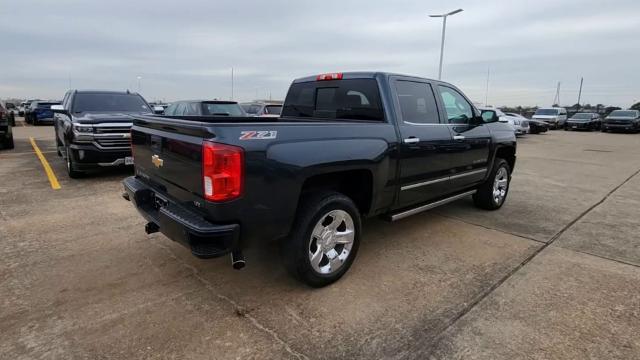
[492,167,509,205]
[308,210,355,275]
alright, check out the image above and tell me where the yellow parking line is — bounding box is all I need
[29,137,61,190]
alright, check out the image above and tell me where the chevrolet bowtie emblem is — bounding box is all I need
[151,154,164,168]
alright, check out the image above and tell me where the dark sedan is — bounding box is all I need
[565,113,601,131]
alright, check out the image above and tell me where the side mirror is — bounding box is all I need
[481,110,500,123]
[51,105,65,113]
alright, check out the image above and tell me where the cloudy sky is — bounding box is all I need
[2,0,639,107]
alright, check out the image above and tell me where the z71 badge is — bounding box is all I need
[239,130,277,140]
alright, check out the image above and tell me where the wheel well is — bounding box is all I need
[301,170,373,215]
[495,146,516,172]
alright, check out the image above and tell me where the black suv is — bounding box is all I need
[53,90,152,178]
[0,103,14,149]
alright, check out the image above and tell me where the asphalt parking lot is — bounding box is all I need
[1,119,639,359]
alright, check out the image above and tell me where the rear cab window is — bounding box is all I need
[282,79,384,121]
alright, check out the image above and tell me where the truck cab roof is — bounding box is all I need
[292,71,443,84]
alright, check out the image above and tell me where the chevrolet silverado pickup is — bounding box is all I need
[52,90,152,178]
[123,72,517,287]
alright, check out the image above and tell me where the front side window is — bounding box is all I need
[282,79,384,121]
[438,86,473,124]
[395,81,440,124]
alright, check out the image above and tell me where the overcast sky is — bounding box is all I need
[1,0,639,107]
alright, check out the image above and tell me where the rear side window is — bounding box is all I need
[282,79,384,121]
[395,81,440,124]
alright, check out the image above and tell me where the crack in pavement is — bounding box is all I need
[151,240,309,360]
[420,166,640,357]
[434,212,547,245]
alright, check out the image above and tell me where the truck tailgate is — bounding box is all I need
[131,117,211,201]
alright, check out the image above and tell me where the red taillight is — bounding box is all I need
[202,141,243,202]
[316,73,343,81]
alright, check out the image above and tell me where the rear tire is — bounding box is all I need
[282,191,361,287]
[473,158,511,210]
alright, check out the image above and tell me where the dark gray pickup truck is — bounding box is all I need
[123,72,516,287]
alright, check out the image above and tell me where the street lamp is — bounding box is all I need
[429,8,463,80]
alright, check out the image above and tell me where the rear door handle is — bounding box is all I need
[453,135,465,140]
[403,137,420,144]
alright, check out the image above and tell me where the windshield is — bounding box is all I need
[534,109,559,116]
[73,93,149,113]
[571,113,593,119]
[202,103,245,116]
[37,102,60,108]
[609,110,637,118]
[264,105,282,115]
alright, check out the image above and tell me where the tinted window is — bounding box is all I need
[609,110,637,117]
[438,86,473,124]
[36,102,60,108]
[395,81,440,124]
[202,103,245,116]
[282,79,384,121]
[264,105,282,115]
[164,103,177,116]
[73,93,149,113]
[243,104,262,114]
[186,102,201,115]
[174,103,187,116]
[535,109,559,116]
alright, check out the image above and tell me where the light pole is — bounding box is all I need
[429,8,463,80]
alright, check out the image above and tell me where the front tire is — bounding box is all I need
[473,159,511,210]
[282,191,361,287]
[65,145,83,178]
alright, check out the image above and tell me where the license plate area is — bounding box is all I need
[153,193,168,210]
[125,156,134,165]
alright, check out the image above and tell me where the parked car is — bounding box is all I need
[506,112,547,134]
[602,110,640,133]
[19,101,30,116]
[27,101,61,125]
[479,107,528,136]
[532,107,567,129]
[23,99,41,123]
[565,113,601,131]
[163,100,247,116]
[123,71,517,287]
[52,90,152,178]
[148,102,170,114]
[241,102,283,117]
[1,102,17,126]
[0,103,14,149]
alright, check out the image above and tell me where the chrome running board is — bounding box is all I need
[389,190,477,221]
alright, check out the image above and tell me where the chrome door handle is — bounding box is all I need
[453,135,465,140]
[403,137,420,144]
